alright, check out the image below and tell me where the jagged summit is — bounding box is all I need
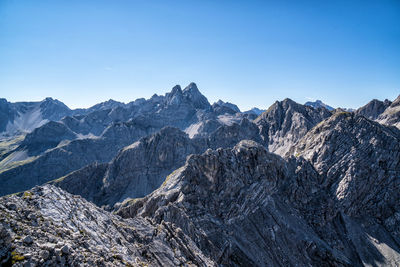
[163,83,211,109]
[182,82,211,109]
[170,84,182,94]
[255,97,331,155]
[356,98,392,120]
[183,82,198,92]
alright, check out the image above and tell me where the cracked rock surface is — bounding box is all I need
[0,185,213,266]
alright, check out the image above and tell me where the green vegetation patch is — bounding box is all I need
[11,251,25,264]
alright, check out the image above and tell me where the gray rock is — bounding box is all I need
[61,245,69,255]
[117,132,400,266]
[0,83,238,196]
[255,98,332,155]
[18,121,77,156]
[53,119,263,207]
[23,235,33,244]
[6,202,17,210]
[0,184,213,266]
[356,98,391,120]
[377,95,400,129]
[39,249,50,260]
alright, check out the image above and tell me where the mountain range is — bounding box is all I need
[0,83,400,266]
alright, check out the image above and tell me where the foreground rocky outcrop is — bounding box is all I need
[0,185,213,266]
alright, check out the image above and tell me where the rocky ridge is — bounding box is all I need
[356,99,392,120]
[52,118,263,208]
[0,185,213,266]
[117,136,400,266]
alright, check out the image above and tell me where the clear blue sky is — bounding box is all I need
[1,0,399,110]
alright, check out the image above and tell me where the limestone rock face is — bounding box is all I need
[0,185,213,266]
[377,95,400,129]
[115,141,343,265]
[207,118,264,149]
[118,141,323,266]
[289,112,400,218]
[117,138,400,266]
[53,121,263,207]
[98,127,206,206]
[255,98,332,155]
[356,99,392,120]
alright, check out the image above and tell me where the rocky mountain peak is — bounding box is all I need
[85,99,125,114]
[183,82,198,92]
[281,98,297,108]
[182,82,211,109]
[255,98,331,155]
[170,84,183,94]
[356,98,392,120]
[215,100,240,113]
[164,85,184,106]
[40,97,68,107]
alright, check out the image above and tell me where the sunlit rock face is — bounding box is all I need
[255,98,332,155]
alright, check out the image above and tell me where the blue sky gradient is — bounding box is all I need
[1,0,399,110]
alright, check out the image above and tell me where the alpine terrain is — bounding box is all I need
[1,83,400,266]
